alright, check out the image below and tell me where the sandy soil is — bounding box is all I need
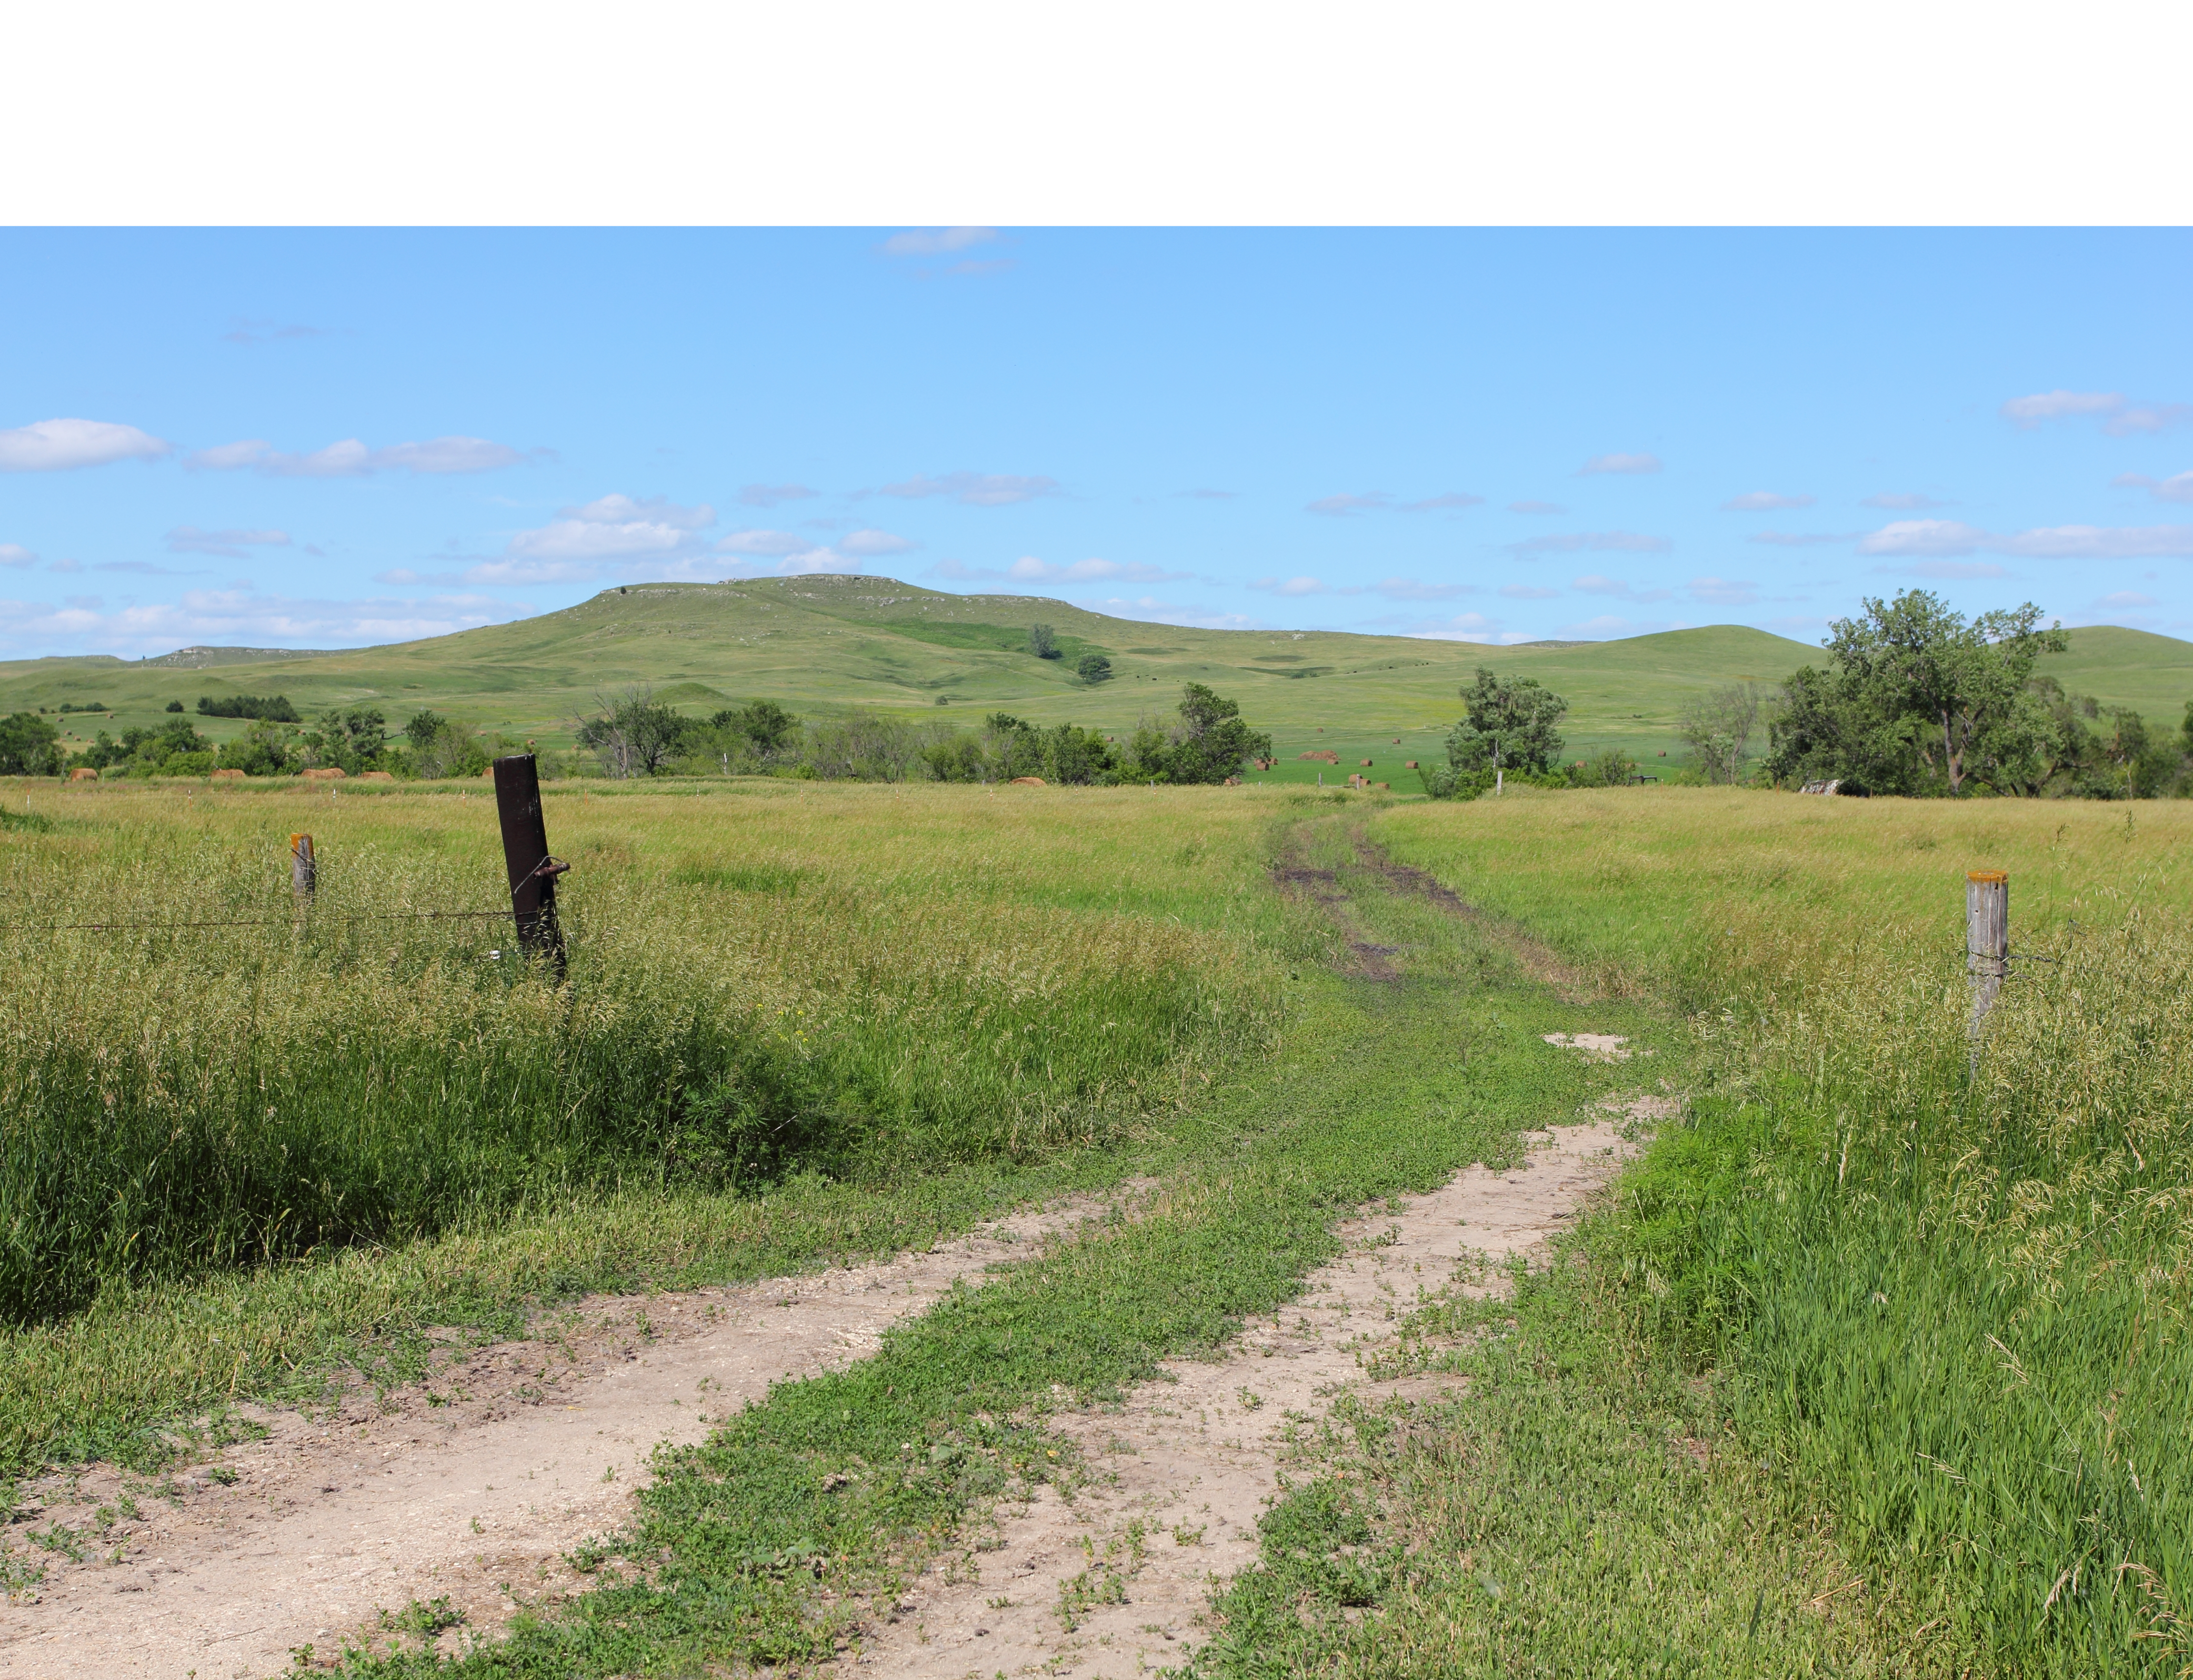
[0,1191,1146,1680]
[846,1105,1655,1680]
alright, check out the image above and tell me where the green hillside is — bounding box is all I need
[3,576,2187,781]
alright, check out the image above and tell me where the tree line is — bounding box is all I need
[573,682,1269,785]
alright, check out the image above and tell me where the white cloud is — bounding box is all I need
[1507,499,1564,514]
[840,528,916,557]
[1997,524,2193,559]
[0,544,36,569]
[1569,574,1671,601]
[739,483,818,507]
[1750,529,1860,547]
[1721,491,1814,511]
[2002,389,2123,425]
[1687,576,1759,606]
[509,517,694,562]
[165,526,291,558]
[2114,470,2193,504]
[1005,556,1186,584]
[186,435,527,476]
[49,558,83,574]
[1862,492,1948,510]
[1858,519,1987,557]
[2097,591,2159,608]
[1372,577,1480,601]
[716,529,811,557]
[0,586,525,659]
[882,227,997,257]
[1306,492,1390,516]
[560,493,715,530]
[878,471,1059,506]
[1890,561,2011,579]
[1513,531,1670,554]
[0,417,171,472]
[1499,583,1560,599]
[2000,390,2191,436]
[1402,492,1483,512]
[1249,575,1329,597]
[1579,452,1662,475]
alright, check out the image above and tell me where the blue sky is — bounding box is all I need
[4,227,2191,660]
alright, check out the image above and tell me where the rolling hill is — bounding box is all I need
[4,576,2187,779]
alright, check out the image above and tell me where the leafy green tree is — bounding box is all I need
[304,706,387,774]
[164,699,185,713]
[1075,652,1113,683]
[1115,684,1270,784]
[198,693,301,722]
[1027,623,1061,660]
[709,699,801,758]
[1824,591,2068,795]
[216,719,300,777]
[576,689,690,778]
[1444,667,1567,777]
[1675,683,1760,784]
[403,709,448,753]
[0,712,63,776]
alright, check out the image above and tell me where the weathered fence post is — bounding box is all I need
[1967,869,2008,1061]
[492,754,569,975]
[290,832,316,900]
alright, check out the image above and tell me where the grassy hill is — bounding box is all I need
[3,576,2187,781]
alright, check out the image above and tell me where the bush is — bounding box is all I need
[198,693,301,723]
[0,713,64,777]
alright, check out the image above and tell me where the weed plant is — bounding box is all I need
[1381,791,2193,1672]
[0,784,1283,1325]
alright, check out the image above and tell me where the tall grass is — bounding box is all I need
[0,783,1283,1324]
[1380,792,2193,1672]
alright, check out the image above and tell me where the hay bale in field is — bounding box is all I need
[210,767,245,783]
[1008,775,1046,786]
[1299,750,1339,763]
[1405,759,1418,769]
[301,766,346,781]
[1374,781,1389,790]
[1359,758,1373,767]
[67,766,98,782]
[356,770,395,782]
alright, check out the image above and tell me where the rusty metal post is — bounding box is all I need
[1967,869,2008,1063]
[290,832,316,900]
[492,754,569,975]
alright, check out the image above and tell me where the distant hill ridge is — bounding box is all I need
[2,575,2186,764]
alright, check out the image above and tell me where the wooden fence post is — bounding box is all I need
[1967,869,2008,1056]
[290,832,316,900]
[492,754,569,974]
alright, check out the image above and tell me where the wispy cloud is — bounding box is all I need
[1370,577,1480,601]
[1506,499,1565,514]
[2114,470,2193,505]
[1858,519,1989,557]
[1248,575,1330,597]
[0,586,525,659]
[0,544,37,569]
[1570,574,1674,602]
[1750,530,1861,547]
[2001,389,2191,436]
[933,556,1186,585]
[1880,561,2012,580]
[1513,530,1670,554]
[1563,612,1679,638]
[1862,491,1949,510]
[878,471,1058,506]
[1393,611,1505,643]
[187,435,534,476]
[1305,492,1390,516]
[1721,491,1813,511]
[1861,518,2193,561]
[1499,584,1560,599]
[94,561,205,577]
[0,417,171,472]
[1579,452,1662,476]
[881,227,997,257]
[560,493,716,530]
[165,526,292,559]
[1072,595,1265,632]
[1403,492,1482,512]
[2097,590,2159,608]
[738,483,817,507]
[1687,576,1758,606]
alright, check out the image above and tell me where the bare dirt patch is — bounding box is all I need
[845,1114,1649,1679]
[0,1189,1147,1680]
[1350,834,1601,1001]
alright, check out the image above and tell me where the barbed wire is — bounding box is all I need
[9,908,516,934]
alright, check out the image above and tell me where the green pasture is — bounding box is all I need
[3,575,2185,766]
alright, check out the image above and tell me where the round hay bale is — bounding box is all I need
[67,766,98,782]
[210,767,245,782]
[1008,775,1046,786]
[356,769,395,783]
[300,766,347,781]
